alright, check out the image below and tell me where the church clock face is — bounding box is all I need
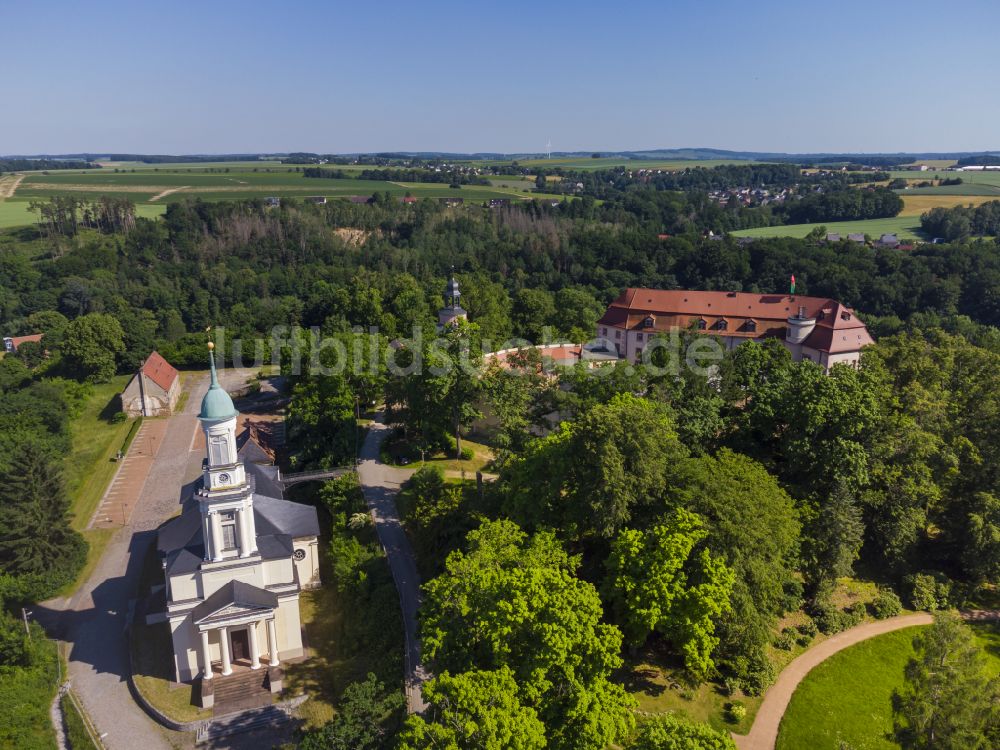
[218,472,231,484]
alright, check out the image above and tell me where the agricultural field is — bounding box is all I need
[887,169,1000,192]
[0,161,567,229]
[900,159,957,169]
[731,215,924,241]
[898,194,999,216]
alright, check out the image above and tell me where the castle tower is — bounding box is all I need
[196,343,257,562]
[785,304,817,345]
[438,272,468,330]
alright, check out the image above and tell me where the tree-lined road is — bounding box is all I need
[356,414,429,713]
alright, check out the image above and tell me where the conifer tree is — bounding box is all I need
[0,442,86,594]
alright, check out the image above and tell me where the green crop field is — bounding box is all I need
[898,183,1000,196]
[886,169,1000,192]
[731,215,924,241]
[776,623,1000,750]
[0,199,164,229]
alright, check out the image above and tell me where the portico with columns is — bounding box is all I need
[150,344,320,706]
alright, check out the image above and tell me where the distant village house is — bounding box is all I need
[3,333,43,354]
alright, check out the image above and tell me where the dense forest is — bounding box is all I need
[2,184,1000,748]
[0,158,97,173]
[302,167,489,186]
[921,200,1000,241]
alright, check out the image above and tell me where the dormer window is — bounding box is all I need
[841,312,851,321]
[745,320,757,332]
[715,319,728,331]
[697,319,707,330]
[643,315,655,329]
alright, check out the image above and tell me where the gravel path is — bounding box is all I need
[356,415,429,713]
[733,609,1000,750]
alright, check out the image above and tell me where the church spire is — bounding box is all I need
[199,341,238,422]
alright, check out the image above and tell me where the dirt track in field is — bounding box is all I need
[149,186,190,201]
[0,173,25,199]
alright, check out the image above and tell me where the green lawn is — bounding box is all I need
[381,434,495,474]
[776,622,1000,750]
[59,375,134,595]
[0,629,60,750]
[61,692,100,749]
[731,215,924,241]
[130,618,212,723]
[284,513,405,730]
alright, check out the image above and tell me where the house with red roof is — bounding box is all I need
[596,288,874,372]
[121,351,181,417]
[3,333,43,354]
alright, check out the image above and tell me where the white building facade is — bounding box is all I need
[150,347,320,699]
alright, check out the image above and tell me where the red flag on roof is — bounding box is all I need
[790,274,796,294]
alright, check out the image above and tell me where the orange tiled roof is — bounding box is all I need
[598,289,873,354]
[140,351,178,392]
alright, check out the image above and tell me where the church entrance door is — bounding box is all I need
[231,628,250,663]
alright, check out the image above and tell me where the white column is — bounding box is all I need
[219,626,232,675]
[210,512,224,562]
[249,622,261,670]
[238,508,251,558]
[267,618,280,666]
[200,630,213,679]
[246,502,258,555]
[202,514,214,561]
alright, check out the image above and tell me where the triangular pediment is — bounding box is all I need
[195,601,273,625]
[191,580,280,624]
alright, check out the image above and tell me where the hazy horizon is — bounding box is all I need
[4,0,999,155]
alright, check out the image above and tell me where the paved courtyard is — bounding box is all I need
[88,418,170,530]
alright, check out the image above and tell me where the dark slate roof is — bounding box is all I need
[158,509,202,554]
[254,496,321,540]
[247,461,285,500]
[192,580,278,623]
[158,493,319,576]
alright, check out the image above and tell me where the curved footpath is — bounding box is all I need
[734,609,1000,750]
[356,414,429,713]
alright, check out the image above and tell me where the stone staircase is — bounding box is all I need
[196,703,291,744]
[212,669,271,715]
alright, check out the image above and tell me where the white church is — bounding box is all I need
[148,344,320,707]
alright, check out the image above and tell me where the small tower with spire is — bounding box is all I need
[196,342,258,562]
[438,270,468,330]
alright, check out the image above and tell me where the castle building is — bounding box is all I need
[149,346,320,704]
[596,288,874,371]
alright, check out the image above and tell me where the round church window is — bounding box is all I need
[293,549,306,561]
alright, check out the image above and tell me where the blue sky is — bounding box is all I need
[3,0,998,154]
